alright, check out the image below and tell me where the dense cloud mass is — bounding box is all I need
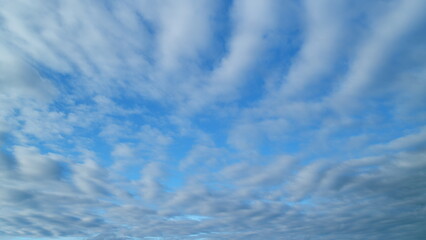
[1,0,426,239]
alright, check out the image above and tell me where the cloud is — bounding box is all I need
[329,0,426,114]
[278,0,349,99]
[147,0,218,71]
[1,0,425,240]
[179,144,226,170]
[221,156,294,188]
[13,146,63,180]
[0,45,57,103]
[112,143,135,159]
[175,0,294,114]
[138,162,166,200]
[87,232,132,240]
[368,127,426,152]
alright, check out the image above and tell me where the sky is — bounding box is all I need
[0,0,425,239]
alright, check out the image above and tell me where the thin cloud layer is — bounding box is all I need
[1,0,425,240]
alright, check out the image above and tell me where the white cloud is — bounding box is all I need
[329,0,426,114]
[221,156,294,187]
[112,143,136,159]
[368,127,426,152]
[148,0,217,71]
[138,162,166,201]
[181,0,285,113]
[179,144,226,170]
[278,0,349,99]
[71,159,112,196]
[1,1,425,239]
[286,160,327,201]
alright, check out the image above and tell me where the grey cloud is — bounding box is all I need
[0,188,33,203]
[88,232,133,240]
[0,148,113,238]
[0,45,58,103]
[13,146,63,180]
[0,151,16,173]
[2,148,424,239]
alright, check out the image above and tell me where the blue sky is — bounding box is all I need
[0,0,426,239]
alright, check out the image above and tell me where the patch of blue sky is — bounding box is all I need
[233,49,303,109]
[200,1,236,71]
[167,135,196,160]
[259,137,302,157]
[33,61,74,83]
[190,115,230,146]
